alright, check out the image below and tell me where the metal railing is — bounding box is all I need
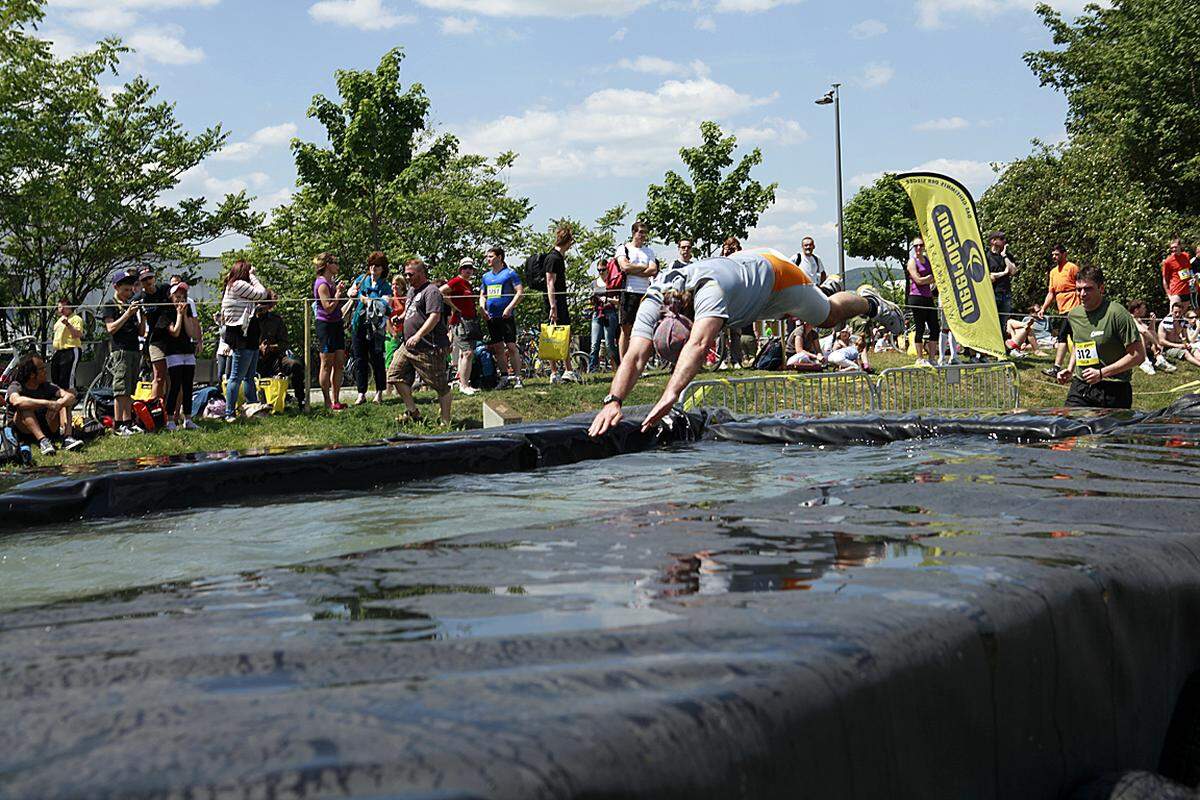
[682,373,876,416]
[681,362,1019,417]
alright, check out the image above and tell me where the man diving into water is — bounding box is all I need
[587,249,905,437]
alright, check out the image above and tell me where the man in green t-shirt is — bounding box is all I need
[1055,265,1145,409]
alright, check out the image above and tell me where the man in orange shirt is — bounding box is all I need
[1036,243,1080,378]
[1161,237,1193,311]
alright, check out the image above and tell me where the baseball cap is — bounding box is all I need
[458,257,476,269]
[137,266,155,279]
[170,281,189,295]
[111,269,137,287]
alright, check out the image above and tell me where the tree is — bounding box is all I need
[1025,0,1200,216]
[252,49,530,338]
[0,1,258,345]
[979,137,1182,312]
[842,174,920,267]
[642,121,776,257]
[520,205,628,336]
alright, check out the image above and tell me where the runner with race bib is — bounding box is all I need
[1056,264,1145,409]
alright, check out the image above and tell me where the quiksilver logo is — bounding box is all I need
[931,204,986,323]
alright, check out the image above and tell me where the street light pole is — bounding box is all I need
[815,83,846,285]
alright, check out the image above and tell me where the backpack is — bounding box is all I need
[132,398,167,433]
[754,337,784,371]
[603,250,627,292]
[471,345,499,390]
[523,252,549,293]
[0,426,21,467]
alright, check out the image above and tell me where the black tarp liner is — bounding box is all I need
[708,393,1200,447]
[0,407,706,529]
[4,421,1200,798]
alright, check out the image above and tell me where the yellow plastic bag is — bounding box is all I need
[256,377,288,414]
[132,381,155,401]
[538,324,571,361]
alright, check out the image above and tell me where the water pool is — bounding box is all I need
[0,438,957,612]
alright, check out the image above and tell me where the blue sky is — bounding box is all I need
[37,0,1086,264]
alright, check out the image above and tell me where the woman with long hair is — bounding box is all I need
[220,260,271,422]
[544,224,578,383]
[313,252,348,410]
[165,281,202,430]
[346,251,392,404]
[906,239,938,366]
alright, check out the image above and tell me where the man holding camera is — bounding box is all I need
[101,270,147,435]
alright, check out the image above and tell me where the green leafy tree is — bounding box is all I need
[843,174,920,267]
[520,205,628,336]
[252,49,530,340]
[0,0,258,345]
[642,121,777,257]
[980,137,1182,312]
[1025,0,1200,215]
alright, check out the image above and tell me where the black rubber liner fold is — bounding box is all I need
[0,407,706,529]
[709,393,1200,446]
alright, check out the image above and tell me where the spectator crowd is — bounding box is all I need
[7,222,1200,459]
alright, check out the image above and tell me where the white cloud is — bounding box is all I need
[617,56,690,76]
[456,76,777,182]
[610,27,626,41]
[914,0,1094,29]
[126,26,204,64]
[36,28,88,59]
[734,117,809,145]
[913,116,970,131]
[695,15,715,30]
[849,18,887,39]
[251,187,296,215]
[250,123,298,146]
[714,0,803,10]
[440,15,480,33]
[215,123,298,162]
[213,142,261,162]
[857,61,894,89]
[414,0,651,17]
[308,0,416,30]
[851,158,1001,197]
[66,7,139,29]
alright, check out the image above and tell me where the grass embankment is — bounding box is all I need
[27,349,1200,469]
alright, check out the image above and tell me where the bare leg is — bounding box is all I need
[396,381,419,415]
[57,403,74,437]
[507,342,522,377]
[438,391,452,424]
[817,292,870,328]
[1053,341,1069,368]
[318,353,333,407]
[14,410,48,441]
[619,323,634,359]
[331,350,345,404]
[457,348,474,387]
[151,359,169,400]
[115,395,132,424]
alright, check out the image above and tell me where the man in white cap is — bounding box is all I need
[441,256,482,395]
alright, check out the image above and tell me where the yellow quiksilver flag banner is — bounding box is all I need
[897,172,1007,358]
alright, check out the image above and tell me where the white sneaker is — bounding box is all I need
[914,358,931,367]
[182,418,199,431]
[856,284,904,336]
[511,376,524,390]
[1156,355,1177,372]
[38,438,55,455]
[549,372,562,385]
[561,370,581,383]
[1140,359,1157,375]
[458,384,479,396]
[62,436,84,451]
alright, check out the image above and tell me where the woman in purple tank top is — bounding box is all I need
[906,239,938,366]
[313,252,348,410]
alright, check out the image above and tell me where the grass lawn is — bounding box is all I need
[22,349,1200,470]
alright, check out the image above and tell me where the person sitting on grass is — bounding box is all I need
[1004,305,1043,357]
[825,329,871,372]
[1126,299,1175,375]
[6,353,83,455]
[1157,300,1200,370]
[786,322,825,370]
